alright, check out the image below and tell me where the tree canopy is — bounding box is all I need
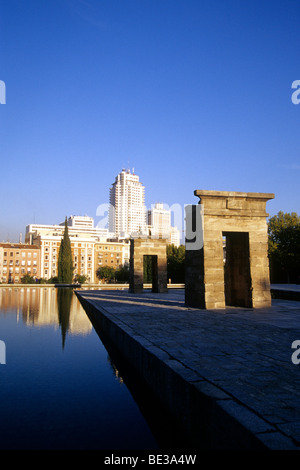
[96,266,116,283]
[268,211,300,283]
[167,244,185,283]
[58,217,74,284]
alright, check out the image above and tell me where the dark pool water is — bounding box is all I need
[0,287,159,450]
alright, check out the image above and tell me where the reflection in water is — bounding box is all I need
[57,288,73,348]
[0,287,158,450]
[81,299,194,450]
[107,356,124,385]
[0,287,92,343]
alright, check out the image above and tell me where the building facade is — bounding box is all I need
[147,203,181,247]
[94,240,130,277]
[25,216,129,282]
[0,243,41,283]
[109,169,146,239]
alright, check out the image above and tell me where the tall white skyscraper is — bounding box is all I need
[109,169,146,239]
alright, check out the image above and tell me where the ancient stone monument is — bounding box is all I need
[185,190,274,309]
[129,238,168,293]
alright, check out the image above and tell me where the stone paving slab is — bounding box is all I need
[76,289,300,450]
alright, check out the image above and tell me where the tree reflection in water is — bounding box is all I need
[57,288,73,348]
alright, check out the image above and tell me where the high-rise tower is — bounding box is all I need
[109,169,146,239]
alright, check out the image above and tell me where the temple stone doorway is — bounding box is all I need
[185,190,274,309]
[223,231,252,308]
[129,238,168,293]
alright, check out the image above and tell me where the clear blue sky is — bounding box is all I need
[1,0,299,241]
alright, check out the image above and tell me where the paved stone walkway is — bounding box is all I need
[77,289,300,450]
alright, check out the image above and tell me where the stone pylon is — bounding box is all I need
[185,190,274,309]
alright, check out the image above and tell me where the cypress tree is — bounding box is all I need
[58,217,73,283]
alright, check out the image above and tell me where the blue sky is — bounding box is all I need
[0,0,299,241]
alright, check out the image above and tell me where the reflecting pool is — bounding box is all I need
[0,287,159,450]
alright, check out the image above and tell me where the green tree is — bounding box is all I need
[167,244,185,283]
[96,266,116,283]
[57,288,73,349]
[58,217,74,284]
[115,265,130,283]
[268,211,300,283]
[21,274,36,284]
[143,255,153,283]
[47,276,59,284]
[74,274,88,284]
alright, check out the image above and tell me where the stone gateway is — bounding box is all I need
[129,237,168,293]
[185,190,274,309]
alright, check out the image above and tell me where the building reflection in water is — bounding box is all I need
[0,287,92,340]
[0,287,125,382]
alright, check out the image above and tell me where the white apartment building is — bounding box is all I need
[147,203,171,238]
[25,216,128,282]
[147,203,181,247]
[109,169,146,239]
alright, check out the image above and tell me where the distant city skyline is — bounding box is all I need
[1,1,300,241]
